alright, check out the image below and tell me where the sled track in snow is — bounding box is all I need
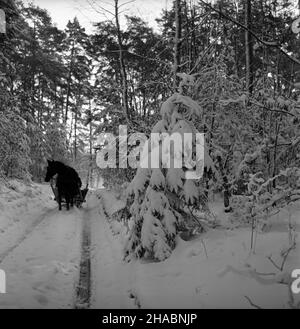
[0,207,57,264]
[74,208,91,309]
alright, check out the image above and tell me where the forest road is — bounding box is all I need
[0,205,83,308]
[0,206,58,264]
[89,192,138,309]
[74,204,92,309]
[0,192,137,309]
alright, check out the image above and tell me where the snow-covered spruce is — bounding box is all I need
[124,88,214,261]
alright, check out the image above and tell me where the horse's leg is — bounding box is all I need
[58,190,62,211]
[70,195,74,208]
[65,193,70,211]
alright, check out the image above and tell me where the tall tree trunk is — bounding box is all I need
[174,0,182,91]
[73,109,77,161]
[272,116,282,188]
[216,155,232,213]
[190,3,196,70]
[87,99,93,187]
[245,0,253,95]
[115,0,130,122]
[68,112,74,151]
[65,39,75,123]
[89,123,93,187]
[31,20,37,118]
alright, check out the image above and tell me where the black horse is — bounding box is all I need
[45,160,82,211]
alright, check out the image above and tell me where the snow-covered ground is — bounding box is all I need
[0,181,82,308]
[0,180,54,258]
[0,181,299,308]
[89,192,135,308]
[97,190,300,309]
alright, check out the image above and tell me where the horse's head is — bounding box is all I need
[45,160,57,182]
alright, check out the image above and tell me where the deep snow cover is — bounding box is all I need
[98,189,300,309]
[0,181,299,308]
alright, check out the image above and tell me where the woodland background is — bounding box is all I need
[1,0,300,213]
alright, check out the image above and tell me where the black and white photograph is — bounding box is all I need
[0,0,300,311]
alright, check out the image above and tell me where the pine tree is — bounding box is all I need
[124,75,215,261]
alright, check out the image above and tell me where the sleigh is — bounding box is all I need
[50,178,88,208]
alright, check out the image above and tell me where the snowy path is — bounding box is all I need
[0,184,299,309]
[0,207,57,264]
[0,184,135,309]
[0,207,83,308]
[0,188,136,309]
[89,193,136,309]
[0,183,55,260]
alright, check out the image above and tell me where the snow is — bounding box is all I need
[0,181,54,259]
[89,191,135,308]
[149,169,165,189]
[166,168,184,192]
[96,189,300,309]
[183,180,199,204]
[292,17,300,34]
[0,181,299,308]
[0,210,82,308]
[0,180,83,308]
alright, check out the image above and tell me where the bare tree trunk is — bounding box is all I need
[31,20,37,119]
[272,119,280,188]
[65,39,75,123]
[190,2,196,70]
[115,0,130,122]
[68,112,74,152]
[89,99,93,188]
[216,155,232,213]
[173,0,182,91]
[73,109,77,162]
[234,2,239,77]
[245,0,253,95]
